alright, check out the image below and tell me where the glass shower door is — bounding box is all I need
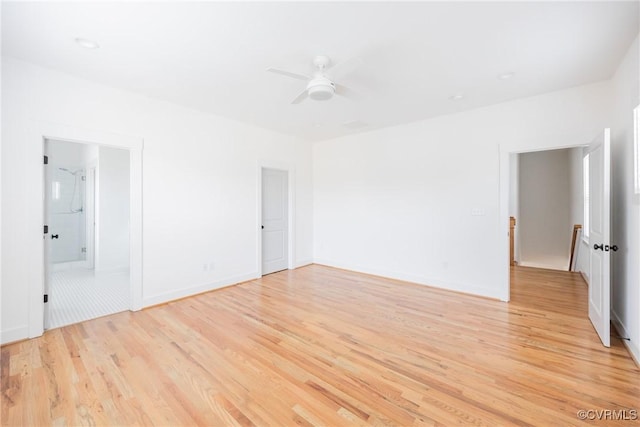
[51,167,87,267]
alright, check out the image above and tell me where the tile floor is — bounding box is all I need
[49,268,130,329]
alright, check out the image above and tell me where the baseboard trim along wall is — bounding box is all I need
[294,259,314,269]
[612,310,640,368]
[580,271,589,286]
[142,260,315,308]
[142,272,260,308]
[313,258,501,301]
[0,325,30,346]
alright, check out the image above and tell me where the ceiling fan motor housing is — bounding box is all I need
[307,76,335,101]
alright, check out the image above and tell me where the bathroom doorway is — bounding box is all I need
[44,139,131,329]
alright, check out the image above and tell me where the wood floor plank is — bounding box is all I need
[1,265,639,425]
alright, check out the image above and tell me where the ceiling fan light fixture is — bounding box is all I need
[308,85,334,101]
[307,78,335,101]
[267,55,356,104]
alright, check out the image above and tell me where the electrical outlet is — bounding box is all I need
[471,208,485,216]
[208,262,215,271]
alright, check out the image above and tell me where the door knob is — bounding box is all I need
[261,225,264,229]
[593,243,603,250]
[51,234,59,239]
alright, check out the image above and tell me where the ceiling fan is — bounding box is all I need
[267,55,358,104]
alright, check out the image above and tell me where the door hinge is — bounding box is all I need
[44,294,48,303]
[44,225,49,234]
[44,155,48,165]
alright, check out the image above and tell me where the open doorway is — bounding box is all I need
[510,147,589,273]
[504,130,613,348]
[44,139,131,329]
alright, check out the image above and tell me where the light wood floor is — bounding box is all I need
[2,265,639,426]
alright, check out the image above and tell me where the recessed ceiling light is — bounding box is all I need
[498,72,515,80]
[449,94,464,101]
[74,38,99,49]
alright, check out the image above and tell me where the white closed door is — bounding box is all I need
[262,168,288,275]
[588,129,611,347]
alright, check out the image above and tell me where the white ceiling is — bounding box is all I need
[2,1,638,141]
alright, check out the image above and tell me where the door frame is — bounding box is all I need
[256,162,295,277]
[32,121,143,337]
[43,143,51,330]
[498,134,597,302]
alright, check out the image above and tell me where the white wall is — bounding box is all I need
[518,149,571,270]
[610,35,640,363]
[96,146,130,272]
[1,57,314,343]
[314,81,611,300]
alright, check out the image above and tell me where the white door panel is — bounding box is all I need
[590,255,603,314]
[262,168,288,275]
[263,230,285,262]
[588,129,610,347]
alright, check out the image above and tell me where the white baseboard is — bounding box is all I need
[1,325,29,345]
[611,310,640,367]
[142,272,259,308]
[517,261,567,271]
[313,258,501,300]
[579,271,589,285]
[294,259,313,269]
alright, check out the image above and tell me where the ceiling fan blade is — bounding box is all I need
[291,90,308,104]
[335,83,359,100]
[267,68,309,81]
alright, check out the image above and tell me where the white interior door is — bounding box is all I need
[262,168,288,275]
[588,129,611,347]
